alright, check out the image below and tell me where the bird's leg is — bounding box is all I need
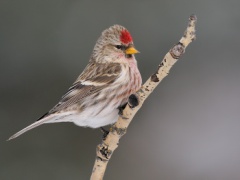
[101,94,139,140]
[100,127,109,140]
[118,94,139,119]
[118,103,127,117]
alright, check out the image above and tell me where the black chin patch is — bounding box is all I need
[125,54,132,58]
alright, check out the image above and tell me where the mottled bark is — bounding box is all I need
[90,15,197,180]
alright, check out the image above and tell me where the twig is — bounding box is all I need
[90,14,197,180]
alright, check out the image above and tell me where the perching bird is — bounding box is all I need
[8,25,142,140]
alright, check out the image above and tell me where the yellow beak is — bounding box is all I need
[125,47,140,55]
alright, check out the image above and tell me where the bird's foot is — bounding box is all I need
[118,103,129,119]
[118,103,127,116]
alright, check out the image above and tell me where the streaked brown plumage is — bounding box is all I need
[8,25,142,140]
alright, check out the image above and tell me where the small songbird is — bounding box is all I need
[8,25,142,140]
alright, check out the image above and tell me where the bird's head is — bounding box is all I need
[91,25,139,63]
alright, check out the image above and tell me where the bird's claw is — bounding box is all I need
[118,103,126,115]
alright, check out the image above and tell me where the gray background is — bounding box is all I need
[1,0,240,180]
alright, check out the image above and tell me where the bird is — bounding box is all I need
[8,25,142,140]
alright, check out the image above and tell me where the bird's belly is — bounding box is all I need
[72,105,119,128]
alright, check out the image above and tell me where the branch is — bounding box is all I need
[90,15,197,180]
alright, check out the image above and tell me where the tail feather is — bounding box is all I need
[8,111,76,141]
[7,118,48,141]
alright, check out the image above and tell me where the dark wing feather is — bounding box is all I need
[38,62,122,120]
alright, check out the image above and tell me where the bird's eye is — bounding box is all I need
[115,45,124,50]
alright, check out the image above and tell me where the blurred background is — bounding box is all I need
[1,0,240,179]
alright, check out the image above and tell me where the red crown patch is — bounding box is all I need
[120,30,133,44]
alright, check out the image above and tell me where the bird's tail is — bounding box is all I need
[8,112,75,141]
[7,118,48,141]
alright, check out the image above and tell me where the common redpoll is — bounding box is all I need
[8,25,142,140]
